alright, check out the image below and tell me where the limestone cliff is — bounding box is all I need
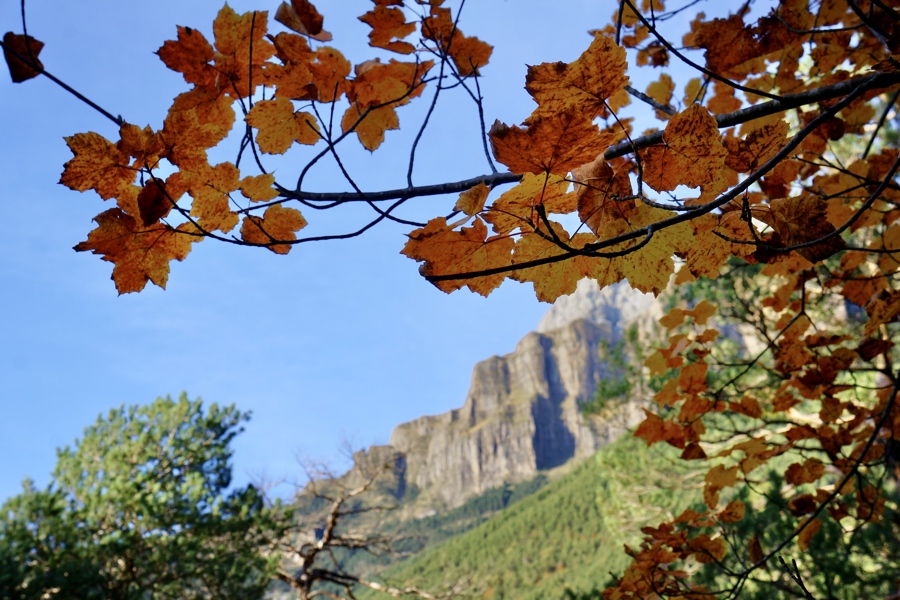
[372,280,661,511]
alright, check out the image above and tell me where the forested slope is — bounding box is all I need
[361,435,700,599]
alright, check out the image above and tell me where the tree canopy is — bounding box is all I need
[0,395,277,600]
[3,0,900,597]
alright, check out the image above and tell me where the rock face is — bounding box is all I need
[376,279,662,510]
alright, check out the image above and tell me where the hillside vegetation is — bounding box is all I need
[361,435,701,599]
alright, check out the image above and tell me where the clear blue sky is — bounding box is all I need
[1,0,733,501]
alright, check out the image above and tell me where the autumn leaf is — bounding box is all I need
[246,97,320,153]
[3,32,44,82]
[641,104,727,192]
[359,4,416,54]
[724,120,789,173]
[402,217,514,296]
[785,458,825,485]
[240,204,307,254]
[797,518,822,551]
[764,195,848,263]
[137,180,172,226]
[483,173,571,235]
[156,26,217,89]
[240,173,279,203]
[454,183,489,217]
[571,156,634,236]
[74,209,200,294]
[490,113,620,176]
[60,132,135,200]
[211,5,274,98]
[525,34,629,119]
[274,0,331,41]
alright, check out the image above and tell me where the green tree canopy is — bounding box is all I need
[0,394,280,600]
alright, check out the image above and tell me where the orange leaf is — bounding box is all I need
[454,183,489,217]
[246,97,320,153]
[240,204,307,254]
[704,465,739,508]
[137,180,172,226]
[678,362,708,395]
[687,300,717,326]
[359,5,416,54]
[483,173,570,235]
[765,195,847,263]
[212,5,275,98]
[571,156,634,236]
[489,113,620,175]
[156,26,217,89]
[402,217,514,296]
[785,458,825,485]
[117,123,166,171]
[719,499,745,524]
[525,34,629,119]
[74,209,199,294]
[724,120,789,173]
[240,173,279,203]
[60,132,135,200]
[797,518,822,552]
[341,104,399,151]
[3,32,44,82]
[275,1,332,41]
[641,104,727,192]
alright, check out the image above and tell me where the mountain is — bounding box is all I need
[359,434,700,600]
[361,280,662,513]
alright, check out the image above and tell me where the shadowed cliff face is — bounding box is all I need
[380,281,662,511]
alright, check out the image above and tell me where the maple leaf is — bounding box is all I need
[641,104,727,192]
[421,6,492,77]
[785,458,825,485]
[240,204,307,254]
[246,97,320,153]
[162,88,236,168]
[724,120,789,173]
[156,26,218,89]
[489,113,621,176]
[211,5,274,98]
[454,183,489,217]
[74,209,200,294]
[240,173,279,203]
[525,34,629,120]
[117,123,166,171]
[797,518,822,552]
[359,4,416,54]
[2,32,44,82]
[60,132,135,200]
[762,195,848,263]
[306,46,351,102]
[402,217,514,296]
[274,0,332,41]
[137,180,172,226]
[483,173,571,235]
[571,156,634,236]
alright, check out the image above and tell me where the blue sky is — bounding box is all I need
[1,0,626,500]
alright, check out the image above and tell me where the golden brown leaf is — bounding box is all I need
[3,32,44,83]
[785,458,826,485]
[483,173,570,235]
[454,183,489,217]
[246,97,320,153]
[402,217,514,296]
[74,209,199,294]
[341,104,399,151]
[212,5,274,98]
[359,5,416,54]
[797,518,822,552]
[765,195,848,263]
[240,204,307,254]
[275,1,332,41]
[240,173,279,203]
[641,104,727,192]
[137,180,172,226]
[490,114,620,175]
[156,26,217,89]
[724,120,789,173]
[60,132,135,200]
[525,34,629,119]
[571,156,634,236]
